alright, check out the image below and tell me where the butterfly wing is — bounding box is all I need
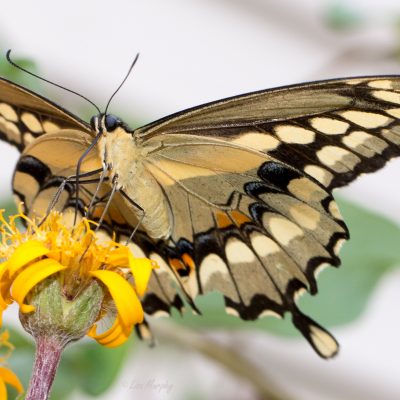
[128,76,400,357]
[0,77,91,151]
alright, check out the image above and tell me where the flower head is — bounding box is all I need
[0,208,157,347]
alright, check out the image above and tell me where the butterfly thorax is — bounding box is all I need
[94,115,172,240]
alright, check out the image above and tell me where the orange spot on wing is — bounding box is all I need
[169,258,185,271]
[229,210,251,227]
[215,211,232,229]
[182,253,195,270]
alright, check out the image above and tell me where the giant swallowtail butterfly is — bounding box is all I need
[1,63,400,358]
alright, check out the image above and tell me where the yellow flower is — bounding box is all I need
[0,330,24,399]
[0,209,157,348]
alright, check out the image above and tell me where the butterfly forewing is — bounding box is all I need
[138,76,400,190]
[0,78,91,150]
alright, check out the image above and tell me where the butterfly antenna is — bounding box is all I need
[6,49,101,115]
[104,53,139,115]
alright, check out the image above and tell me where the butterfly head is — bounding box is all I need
[90,114,131,135]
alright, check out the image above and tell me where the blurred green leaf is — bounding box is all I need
[0,49,40,90]
[60,339,131,396]
[174,198,400,337]
[324,3,364,31]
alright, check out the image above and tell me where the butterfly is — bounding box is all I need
[1,65,400,358]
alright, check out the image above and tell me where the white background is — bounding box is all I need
[1,1,400,399]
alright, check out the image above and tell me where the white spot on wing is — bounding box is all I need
[304,165,333,186]
[372,90,400,105]
[367,79,393,89]
[314,262,329,278]
[345,79,364,85]
[225,307,240,317]
[0,117,20,143]
[386,108,400,118]
[341,131,387,156]
[43,120,60,133]
[334,238,346,255]
[21,112,42,133]
[259,310,282,319]
[231,132,279,151]
[266,216,304,245]
[0,103,18,122]
[153,310,170,318]
[339,110,392,129]
[309,325,338,358]
[328,200,342,220]
[199,253,229,287]
[275,125,315,144]
[342,131,371,148]
[310,117,349,135]
[225,238,255,263]
[317,146,360,171]
[294,287,307,303]
[250,232,280,257]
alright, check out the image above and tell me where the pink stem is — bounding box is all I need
[25,336,65,400]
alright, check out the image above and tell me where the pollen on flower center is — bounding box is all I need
[0,208,157,347]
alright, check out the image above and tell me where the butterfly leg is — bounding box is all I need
[94,174,120,233]
[40,168,105,225]
[85,167,109,218]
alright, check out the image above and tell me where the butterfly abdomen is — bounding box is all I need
[99,128,172,239]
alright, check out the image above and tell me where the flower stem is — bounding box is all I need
[26,336,65,400]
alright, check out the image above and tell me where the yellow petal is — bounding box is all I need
[89,270,144,327]
[0,366,24,393]
[0,379,6,400]
[87,318,120,341]
[88,316,132,348]
[11,258,66,313]
[106,247,130,266]
[101,327,131,348]
[7,240,49,275]
[128,255,155,297]
[0,277,12,311]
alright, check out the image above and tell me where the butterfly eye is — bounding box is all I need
[105,114,119,131]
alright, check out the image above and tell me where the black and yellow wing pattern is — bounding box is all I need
[2,75,400,358]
